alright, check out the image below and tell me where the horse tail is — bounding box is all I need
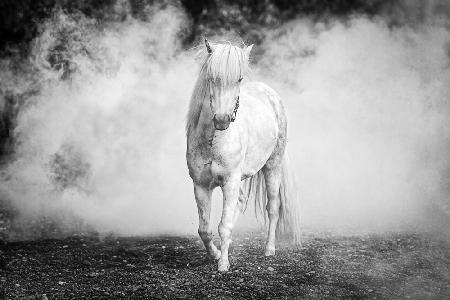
[240,169,266,221]
[241,154,302,246]
[276,155,302,245]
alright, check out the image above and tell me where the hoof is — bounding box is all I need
[218,259,230,272]
[265,247,276,257]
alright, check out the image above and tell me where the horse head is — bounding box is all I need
[203,39,253,130]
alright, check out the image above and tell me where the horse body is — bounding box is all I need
[186,40,300,272]
[187,82,280,185]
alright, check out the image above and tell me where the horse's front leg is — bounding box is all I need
[218,175,241,272]
[194,184,221,260]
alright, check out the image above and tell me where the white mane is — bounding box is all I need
[186,42,250,133]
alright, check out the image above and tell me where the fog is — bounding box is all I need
[259,17,450,232]
[0,1,449,238]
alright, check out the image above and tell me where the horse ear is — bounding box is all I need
[244,44,253,57]
[205,38,213,54]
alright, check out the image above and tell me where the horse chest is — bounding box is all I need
[187,133,242,186]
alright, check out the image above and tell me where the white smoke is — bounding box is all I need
[0,2,449,238]
[257,17,450,232]
[1,5,200,235]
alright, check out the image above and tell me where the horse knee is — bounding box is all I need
[218,223,232,240]
[266,198,280,217]
[198,229,213,242]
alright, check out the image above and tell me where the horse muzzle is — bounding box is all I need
[213,114,231,130]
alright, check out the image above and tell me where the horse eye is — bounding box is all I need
[238,77,243,83]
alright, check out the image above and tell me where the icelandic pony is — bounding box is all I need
[186,39,301,272]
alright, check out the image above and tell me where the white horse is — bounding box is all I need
[186,39,301,272]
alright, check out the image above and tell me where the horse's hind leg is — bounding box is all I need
[194,184,221,260]
[263,165,282,256]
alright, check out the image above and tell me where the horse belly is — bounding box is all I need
[240,82,283,177]
[241,138,276,178]
[240,128,277,179]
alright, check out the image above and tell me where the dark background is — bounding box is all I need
[0,0,402,54]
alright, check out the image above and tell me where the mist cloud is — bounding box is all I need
[258,17,450,232]
[0,2,449,238]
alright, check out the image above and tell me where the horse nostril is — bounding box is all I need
[212,114,231,130]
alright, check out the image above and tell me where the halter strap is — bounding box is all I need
[231,96,239,122]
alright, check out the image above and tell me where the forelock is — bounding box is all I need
[204,43,249,86]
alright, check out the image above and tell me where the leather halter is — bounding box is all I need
[231,96,239,122]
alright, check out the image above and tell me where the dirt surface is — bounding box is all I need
[1,232,450,299]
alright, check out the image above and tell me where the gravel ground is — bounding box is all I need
[1,231,449,299]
